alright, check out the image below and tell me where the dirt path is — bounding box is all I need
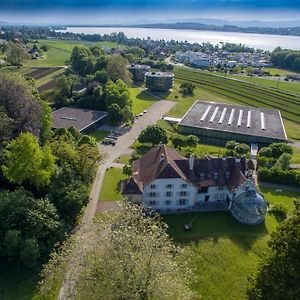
[58,99,176,299]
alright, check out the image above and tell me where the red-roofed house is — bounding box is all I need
[121,145,267,225]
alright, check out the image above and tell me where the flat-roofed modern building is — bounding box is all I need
[52,107,108,133]
[145,71,174,92]
[128,64,151,81]
[178,101,287,146]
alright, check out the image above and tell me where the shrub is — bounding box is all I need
[270,203,288,219]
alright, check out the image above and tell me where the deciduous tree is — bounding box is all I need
[2,132,56,187]
[39,203,194,299]
[248,203,300,299]
[138,125,168,145]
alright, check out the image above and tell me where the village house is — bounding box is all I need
[121,145,267,225]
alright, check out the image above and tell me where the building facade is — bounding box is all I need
[121,145,267,225]
[128,64,151,82]
[145,71,174,91]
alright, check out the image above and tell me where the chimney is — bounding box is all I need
[189,154,194,170]
[235,157,241,169]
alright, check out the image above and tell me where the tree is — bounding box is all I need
[6,41,28,67]
[108,103,123,124]
[0,107,14,144]
[95,70,108,85]
[105,79,132,109]
[0,71,43,140]
[225,140,238,150]
[39,203,194,299]
[275,153,291,170]
[122,105,134,123]
[248,203,300,299]
[171,134,187,149]
[0,189,63,268]
[185,135,199,148]
[107,54,132,85]
[2,132,56,188]
[56,74,79,99]
[138,125,168,145]
[180,82,196,95]
[234,143,250,156]
[123,164,133,176]
[246,66,254,76]
[70,46,94,76]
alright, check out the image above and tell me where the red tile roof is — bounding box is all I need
[121,145,248,194]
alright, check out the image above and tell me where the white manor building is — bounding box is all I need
[121,145,267,225]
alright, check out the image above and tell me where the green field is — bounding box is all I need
[163,187,300,299]
[99,167,126,201]
[261,67,299,76]
[171,67,300,140]
[226,73,300,95]
[23,39,127,67]
[130,87,157,114]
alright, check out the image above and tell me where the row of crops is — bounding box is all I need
[174,68,300,124]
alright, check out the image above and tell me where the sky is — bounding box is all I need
[0,0,300,25]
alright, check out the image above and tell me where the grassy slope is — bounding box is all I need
[164,187,299,299]
[99,167,127,201]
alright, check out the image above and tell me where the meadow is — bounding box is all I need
[163,187,300,299]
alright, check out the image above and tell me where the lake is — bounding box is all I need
[57,27,300,51]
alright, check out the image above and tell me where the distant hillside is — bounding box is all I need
[125,22,300,37]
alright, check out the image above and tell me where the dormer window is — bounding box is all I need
[212,171,219,181]
[225,171,231,180]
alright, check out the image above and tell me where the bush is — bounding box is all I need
[258,167,300,187]
[270,203,288,219]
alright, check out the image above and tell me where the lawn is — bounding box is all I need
[163,187,299,299]
[89,130,109,142]
[115,154,132,164]
[99,167,127,201]
[130,87,157,115]
[291,147,300,164]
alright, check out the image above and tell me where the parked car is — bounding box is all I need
[143,110,148,113]
[101,138,116,145]
[107,135,118,140]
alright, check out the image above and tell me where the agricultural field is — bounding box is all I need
[172,67,300,140]
[225,73,300,95]
[23,39,127,67]
[164,187,300,300]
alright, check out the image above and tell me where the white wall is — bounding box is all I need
[143,178,196,210]
[141,178,232,211]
